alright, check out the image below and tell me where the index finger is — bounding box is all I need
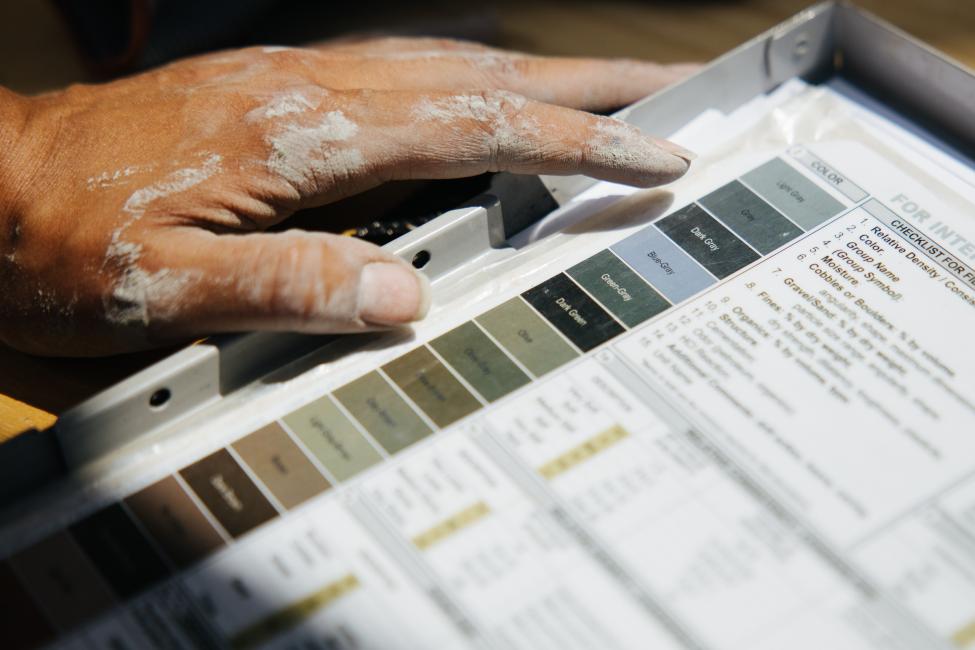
[262,89,694,199]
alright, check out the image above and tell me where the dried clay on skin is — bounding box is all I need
[245,87,326,122]
[265,110,363,193]
[412,92,542,162]
[104,153,222,327]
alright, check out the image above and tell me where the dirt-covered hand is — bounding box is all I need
[0,37,695,356]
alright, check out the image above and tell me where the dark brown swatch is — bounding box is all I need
[179,449,279,539]
[125,475,226,569]
[0,560,56,649]
[68,504,171,599]
[8,531,117,632]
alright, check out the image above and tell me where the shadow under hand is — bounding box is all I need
[511,188,674,247]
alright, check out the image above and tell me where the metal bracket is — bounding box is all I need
[53,199,502,469]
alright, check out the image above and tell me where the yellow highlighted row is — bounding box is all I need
[537,424,629,480]
[954,617,975,648]
[412,501,491,550]
[231,573,360,649]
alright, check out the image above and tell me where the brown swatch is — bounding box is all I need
[179,449,279,539]
[8,531,116,631]
[232,423,331,510]
[125,475,226,569]
[0,561,56,649]
[382,346,481,428]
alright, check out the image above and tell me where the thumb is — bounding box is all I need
[121,229,431,340]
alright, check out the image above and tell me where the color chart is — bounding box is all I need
[0,151,858,649]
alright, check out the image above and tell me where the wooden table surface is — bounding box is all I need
[2,0,975,441]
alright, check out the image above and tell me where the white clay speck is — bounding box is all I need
[86,165,149,191]
[109,266,197,327]
[103,153,223,327]
[246,88,325,122]
[122,153,222,214]
[412,92,539,164]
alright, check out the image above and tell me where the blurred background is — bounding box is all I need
[2,0,975,94]
[1,0,973,438]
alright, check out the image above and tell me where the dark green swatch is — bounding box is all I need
[522,274,624,352]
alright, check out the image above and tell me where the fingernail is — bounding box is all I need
[651,137,697,163]
[358,262,431,326]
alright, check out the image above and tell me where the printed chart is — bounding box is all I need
[2,133,975,650]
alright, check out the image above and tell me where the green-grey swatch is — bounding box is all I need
[475,298,578,377]
[429,322,531,402]
[333,372,433,454]
[382,347,482,428]
[567,250,670,328]
[282,396,383,481]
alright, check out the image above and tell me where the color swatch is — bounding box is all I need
[382,346,482,428]
[333,371,434,454]
[611,224,716,303]
[179,449,279,539]
[567,249,671,328]
[475,298,579,377]
[8,531,117,630]
[429,322,531,402]
[698,180,803,254]
[282,396,383,481]
[232,422,331,510]
[68,504,172,599]
[741,157,845,230]
[125,476,226,569]
[522,273,625,352]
